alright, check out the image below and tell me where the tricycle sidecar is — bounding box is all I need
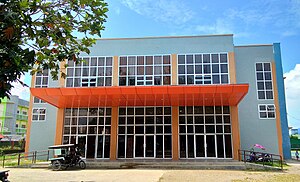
[48,144,86,171]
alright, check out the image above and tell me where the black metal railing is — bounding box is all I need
[238,149,283,170]
[2,150,50,167]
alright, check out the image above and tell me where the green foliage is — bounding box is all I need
[0,0,108,99]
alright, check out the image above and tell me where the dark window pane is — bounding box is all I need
[221,75,229,84]
[195,54,202,63]
[178,76,186,84]
[260,112,267,118]
[224,125,231,133]
[256,73,263,80]
[264,63,271,71]
[220,54,227,63]
[212,54,219,63]
[187,75,194,84]
[265,72,272,80]
[258,91,265,99]
[194,116,204,124]
[178,55,185,64]
[217,135,225,158]
[186,55,193,64]
[187,65,194,74]
[203,54,210,63]
[265,81,273,90]
[195,65,202,74]
[206,125,215,133]
[118,135,125,158]
[156,116,163,124]
[221,64,228,73]
[257,82,265,90]
[187,135,195,158]
[256,63,263,71]
[178,65,185,74]
[225,135,232,158]
[180,135,186,158]
[266,91,273,99]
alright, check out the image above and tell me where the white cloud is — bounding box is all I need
[121,0,194,25]
[195,19,233,34]
[10,75,30,101]
[284,64,300,128]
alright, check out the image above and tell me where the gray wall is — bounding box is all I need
[28,76,59,152]
[80,35,234,56]
[235,45,279,154]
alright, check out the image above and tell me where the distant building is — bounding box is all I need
[291,128,300,135]
[0,95,29,135]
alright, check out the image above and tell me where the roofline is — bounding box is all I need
[235,44,273,48]
[95,34,234,40]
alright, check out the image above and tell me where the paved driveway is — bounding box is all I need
[4,160,300,182]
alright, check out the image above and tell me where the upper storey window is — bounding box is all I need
[178,53,229,85]
[255,63,273,100]
[119,55,171,86]
[35,69,49,88]
[66,57,113,87]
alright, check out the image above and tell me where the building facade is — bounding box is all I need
[0,96,29,135]
[26,34,291,160]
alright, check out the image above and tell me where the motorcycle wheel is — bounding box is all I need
[78,160,86,169]
[52,160,62,171]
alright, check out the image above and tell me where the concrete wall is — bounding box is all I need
[28,77,59,152]
[80,35,234,56]
[235,45,279,154]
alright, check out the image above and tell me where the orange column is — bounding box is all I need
[230,106,240,160]
[272,62,283,156]
[110,106,118,160]
[228,52,237,84]
[229,52,240,159]
[171,54,178,85]
[172,106,179,160]
[25,75,36,153]
[54,108,65,145]
[113,56,119,86]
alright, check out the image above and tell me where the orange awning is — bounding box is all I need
[30,84,249,108]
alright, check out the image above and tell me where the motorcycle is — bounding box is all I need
[0,170,9,182]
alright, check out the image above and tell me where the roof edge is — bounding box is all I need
[95,34,234,41]
[235,44,273,48]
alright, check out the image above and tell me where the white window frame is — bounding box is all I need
[118,55,172,86]
[178,53,230,85]
[35,69,49,88]
[32,108,46,122]
[255,62,274,100]
[258,104,276,119]
[33,97,46,104]
[66,56,113,87]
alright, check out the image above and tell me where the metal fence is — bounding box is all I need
[238,149,283,170]
[2,150,49,167]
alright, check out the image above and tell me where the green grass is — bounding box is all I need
[1,153,47,167]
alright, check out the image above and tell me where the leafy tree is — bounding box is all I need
[0,0,108,99]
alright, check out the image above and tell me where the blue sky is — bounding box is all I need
[12,0,300,128]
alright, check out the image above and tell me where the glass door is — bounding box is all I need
[205,135,216,158]
[77,135,87,158]
[135,135,144,158]
[195,135,205,158]
[145,135,155,158]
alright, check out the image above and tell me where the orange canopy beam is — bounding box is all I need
[31,84,249,108]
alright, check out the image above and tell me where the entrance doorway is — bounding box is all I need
[77,135,86,158]
[87,136,96,158]
[134,135,155,158]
